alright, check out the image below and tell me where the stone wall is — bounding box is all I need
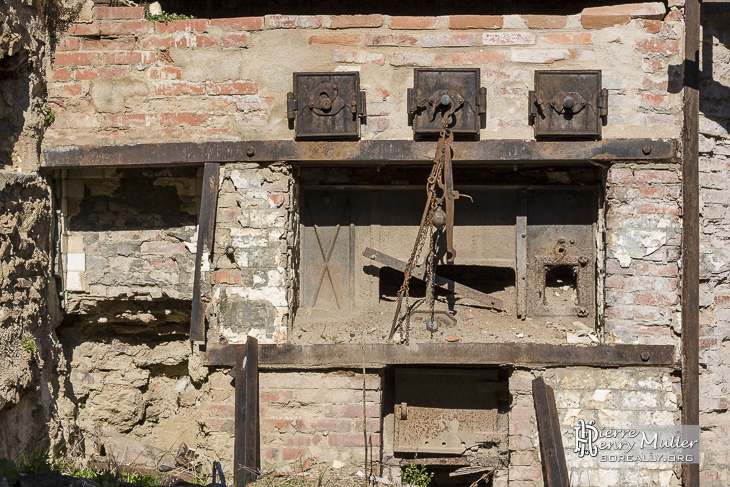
[44,3,683,148]
[0,172,58,458]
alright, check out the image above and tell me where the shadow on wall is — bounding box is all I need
[0,53,33,166]
[154,0,656,18]
[700,15,730,131]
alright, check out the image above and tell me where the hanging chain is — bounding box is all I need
[389,126,452,344]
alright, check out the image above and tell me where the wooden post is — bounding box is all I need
[532,377,568,487]
[190,162,220,341]
[234,338,259,486]
[682,0,700,486]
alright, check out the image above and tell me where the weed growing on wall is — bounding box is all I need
[147,11,193,23]
[402,459,433,487]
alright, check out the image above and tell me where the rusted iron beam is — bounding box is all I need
[234,337,259,486]
[42,138,678,168]
[682,0,700,486]
[532,377,569,487]
[203,343,676,368]
[189,163,219,342]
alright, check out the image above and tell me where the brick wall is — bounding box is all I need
[45,4,683,147]
[603,164,682,351]
[509,368,680,487]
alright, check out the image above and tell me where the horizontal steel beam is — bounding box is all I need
[42,138,678,168]
[203,343,676,369]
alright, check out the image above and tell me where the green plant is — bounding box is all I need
[22,337,38,353]
[147,11,193,23]
[0,458,20,485]
[42,106,55,127]
[19,447,53,475]
[402,458,433,487]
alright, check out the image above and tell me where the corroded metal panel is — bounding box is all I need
[529,70,607,139]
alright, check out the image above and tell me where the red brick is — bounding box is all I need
[665,9,684,21]
[636,186,664,198]
[148,66,181,79]
[641,78,669,91]
[449,15,503,29]
[160,113,211,126]
[637,202,680,215]
[389,16,438,29]
[714,295,730,307]
[208,404,235,417]
[68,22,100,36]
[206,81,257,95]
[105,51,156,64]
[493,87,527,97]
[327,433,365,447]
[636,39,681,54]
[333,50,385,65]
[268,15,321,29]
[53,52,101,66]
[141,35,189,49]
[155,19,209,33]
[195,33,249,47]
[51,68,72,81]
[211,17,264,30]
[634,169,679,183]
[423,33,475,48]
[56,37,80,51]
[263,418,291,430]
[75,67,126,80]
[375,88,389,99]
[639,19,662,34]
[700,338,720,350]
[365,34,416,47]
[330,14,383,29]
[104,114,153,127]
[509,435,533,450]
[154,81,205,96]
[390,52,445,67]
[282,448,308,460]
[93,7,145,20]
[211,270,244,285]
[540,32,593,44]
[310,419,352,432]
[639,93,667,109]
[510,466,543,481]
[642,58,665,74]
[52,83,83,97]
[310,34,360,45]
[581,14,631,29]
[81,37,136,50]
[522,15,567,29]
[635,292,678,306]
[100,20,153,35]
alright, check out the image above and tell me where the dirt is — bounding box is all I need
[291,295,595,345]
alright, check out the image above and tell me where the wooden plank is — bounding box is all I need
[682,0,700,486]
[203,343,676,368]
[234,337,259,486]
[532,377,569,487]
[41,138,679,168]
[189,163,219,342]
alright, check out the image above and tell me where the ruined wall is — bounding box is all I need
[696,15,730,487]
[44,3,684,148]
[0,173,58,458]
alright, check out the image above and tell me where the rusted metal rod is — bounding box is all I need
[234,337,259,486]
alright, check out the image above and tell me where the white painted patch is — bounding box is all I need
[67,253,86,272]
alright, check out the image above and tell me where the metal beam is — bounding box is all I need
[42,138,678,168]
[682,0,700,486]
[189,163,219,342]
[234,337,259,486]
[203,343,676,368]
[533,377,569,487]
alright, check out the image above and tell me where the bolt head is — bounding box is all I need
[246,147,255,157]
[564,96,575,110]
[440,94,452,106]
[432,208,447,229]
[642,145,652,155]
[641,352,650,361]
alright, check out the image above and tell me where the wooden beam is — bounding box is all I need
[189,163,219,342]
[532,377,569,487]
[203,343,676,368]
[234,337,259,486]
[41,138,679,168]
[682,0,700,486]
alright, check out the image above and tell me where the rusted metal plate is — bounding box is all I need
[288,72,365,140]
[530,70,607,139]
[526,187,597,325]
[532,377,569,487]
[394,405,500,454]
[393,369,506,455]
[41,138,679,168]
[408,68,485,136]
[203,343,677,368]
[234,337,259,486]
